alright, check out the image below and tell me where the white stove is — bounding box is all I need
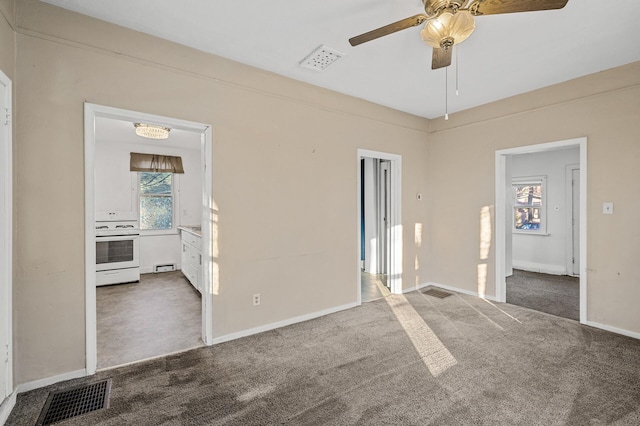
[95,219,140,286]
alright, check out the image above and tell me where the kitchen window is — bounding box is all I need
[513,176,546,234]
[139,172,174,231]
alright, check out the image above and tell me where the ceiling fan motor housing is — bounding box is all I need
[423,0,468,17]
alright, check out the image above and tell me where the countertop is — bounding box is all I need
[178,225,202,237]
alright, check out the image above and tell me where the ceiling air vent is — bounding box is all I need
[300,45,344,71]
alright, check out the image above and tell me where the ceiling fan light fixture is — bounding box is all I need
[134,123,171,140]
[421,10,475,49]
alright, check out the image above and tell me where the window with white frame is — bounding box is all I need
[139,172,174,230]
[513,176,546,234]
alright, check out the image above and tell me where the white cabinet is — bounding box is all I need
[180,230,202,293]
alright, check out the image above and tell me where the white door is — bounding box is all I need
[572,168,580,275]
[0,69,12,403]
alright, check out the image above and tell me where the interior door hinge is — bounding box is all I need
[4,108,10,126]
[4,344,8,363]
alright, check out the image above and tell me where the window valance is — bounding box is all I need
[130,152,184,174]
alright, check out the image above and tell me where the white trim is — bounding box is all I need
[495,137,587,324]
[84,104,98,374]
[585,321,640,341]
[578,143,587,323]
[84,103,214,374]
[201,126,213,345]
[423,282,499,301]
[0,69,13,410]
[565,164,580,277]
[357,149,403,300]
[0,391,16,426]
[511,262,566,276]
[15,369,87,394]
[210,302,358,345]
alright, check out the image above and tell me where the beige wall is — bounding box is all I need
[0,0,14,80]
[9,0,640,387]
[426,62,640,333]
[13,0,429,384]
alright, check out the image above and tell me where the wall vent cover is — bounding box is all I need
[423,288,453,299]
[300,45,344,71]
[154,263,177,273]
[36,379,112,425]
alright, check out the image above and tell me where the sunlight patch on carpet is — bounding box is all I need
[482,298,523,324]
[385,295,457,377]
[236,384,276,402]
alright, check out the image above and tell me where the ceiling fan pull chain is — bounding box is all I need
[445,66,449,120]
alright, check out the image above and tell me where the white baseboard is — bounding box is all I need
[16,369,87,394]
[585,321,640,340]
[512,261,567,275]
[419,281,498,301]
[0,391,17,426]
[401,282,430,294]
[211,302,359,345]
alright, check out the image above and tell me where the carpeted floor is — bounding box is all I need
[506,269,579,320]
[8,290,640,425]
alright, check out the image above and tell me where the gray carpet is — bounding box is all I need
[506,269,579,321]
[8,290,640,425]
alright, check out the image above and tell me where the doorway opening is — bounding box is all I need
[84,104,213,374]
[495,138,587,323]
[357,150,402,303]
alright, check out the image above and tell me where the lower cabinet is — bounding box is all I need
[181,231,202,293]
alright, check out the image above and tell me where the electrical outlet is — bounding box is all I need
[253,293,260,306]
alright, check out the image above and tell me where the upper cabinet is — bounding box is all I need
[95,142,138,215]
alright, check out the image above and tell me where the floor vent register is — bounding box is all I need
[423,288,454,299]
[36,379,112,425]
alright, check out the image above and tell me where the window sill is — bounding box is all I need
[513,231,550,236]
[140,229,179,237]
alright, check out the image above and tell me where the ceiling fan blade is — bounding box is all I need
[432,47,452,70]
[349,14,428,47]
[469,0,568,15]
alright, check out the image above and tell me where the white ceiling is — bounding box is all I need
[43,0,640,118]
[95,116,201,150]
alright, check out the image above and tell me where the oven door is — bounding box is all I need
[96,234,139,271]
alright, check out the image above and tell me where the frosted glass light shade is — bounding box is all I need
[134,123,170,140]
[420,10,475,48]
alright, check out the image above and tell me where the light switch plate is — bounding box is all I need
[603,202,614,214]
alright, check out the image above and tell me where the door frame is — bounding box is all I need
[0,68,13,407]
[495,137,587,323]
[565,164,580,276]
[357,149,402,302]
[84,103,213,374]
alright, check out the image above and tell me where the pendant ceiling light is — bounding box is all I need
[420,9,475,50]
[134,123,170,140]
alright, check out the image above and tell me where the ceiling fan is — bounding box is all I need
[349,0,569,70]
